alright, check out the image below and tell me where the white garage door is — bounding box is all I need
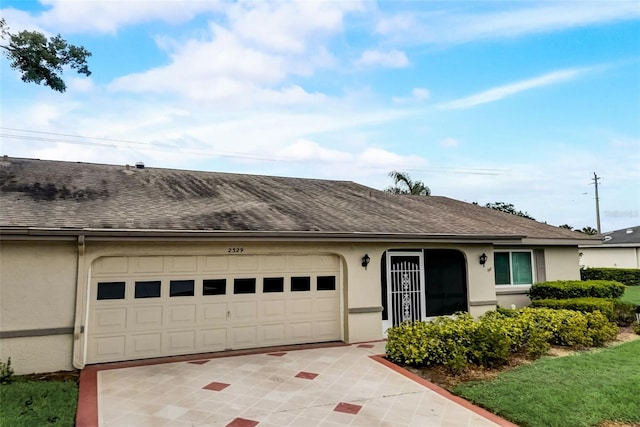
[86,254,342,364]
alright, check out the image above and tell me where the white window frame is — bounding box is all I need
[494,250,535,288]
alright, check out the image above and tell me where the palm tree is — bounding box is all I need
[384,171,431,196]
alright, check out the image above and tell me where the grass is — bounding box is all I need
[453,339,640,427]
[0,377,78,427]
[620,286,640,305]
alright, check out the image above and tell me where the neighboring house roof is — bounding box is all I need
[0,157,595,243]
[581,225,640,248]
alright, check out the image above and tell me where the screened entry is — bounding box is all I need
[381,249,468,331]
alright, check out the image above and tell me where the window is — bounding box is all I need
[263,277,284,293]
[170,280,195,297]
[203,279,226,296]
[97,282,125,300]
[135,281,161,298]
[317,276,336,291]
[291,276,311,292]
[495,251,533,285]
[234,278,256,294]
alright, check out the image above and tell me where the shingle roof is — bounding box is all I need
[0,157,592,241]
[600,225,640,245]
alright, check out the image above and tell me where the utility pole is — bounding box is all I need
[591,172,602,234]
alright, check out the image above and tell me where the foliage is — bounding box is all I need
[385,308,618,371]
[620,285,640,305]
[613,300,639,326]
[530,297,615,320]
[528,280,625,300]
[483,202,535,220]
[578,226,598,235]
[0,18,91,92]
[384,171,431,196]
[0,376,78,426]
[581,267,640,287]
[0,357,15,385]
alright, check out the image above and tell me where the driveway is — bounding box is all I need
[78,342,516,426]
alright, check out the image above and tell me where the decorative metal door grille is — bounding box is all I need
[389,258,422,326]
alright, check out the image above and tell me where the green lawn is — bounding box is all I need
[453,339,640,427]
[620,286,640,305]
[0,378,78,427]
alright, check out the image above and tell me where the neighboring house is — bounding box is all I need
[0,157,597,374]
[580,225,640,269]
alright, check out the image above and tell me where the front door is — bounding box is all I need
[383,252,426,331]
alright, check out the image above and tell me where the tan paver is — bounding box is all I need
[97,343,504,426]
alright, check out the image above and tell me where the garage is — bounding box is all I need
[87,253,342,364]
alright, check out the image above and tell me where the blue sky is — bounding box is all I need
[1,0,639,232]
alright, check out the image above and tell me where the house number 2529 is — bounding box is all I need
[228,247,244,253]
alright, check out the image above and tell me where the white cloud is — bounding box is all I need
[357,49,409,68]
[439,67,590,110]
[277,139,352,162]
[376,2,640,45]
[356,147,427,170]
[412,88,430,101]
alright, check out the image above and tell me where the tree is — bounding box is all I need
[578,226,598,235]
[384,171,431,196]
[559,224,574,230]
[0,18,91,92]
[483,202,535,220]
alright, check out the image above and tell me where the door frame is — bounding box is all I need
[382,251,426,333]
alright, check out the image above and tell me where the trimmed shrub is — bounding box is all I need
[528,280,625,300]
[613,300,639,326]
[385,308,618,370]
[530,297,615,320]
[581,267,640,286]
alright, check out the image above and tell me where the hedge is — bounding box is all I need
[528,280,625,300]
[530,297,615,320]
[385,308,618,372]
[580,268,640,286]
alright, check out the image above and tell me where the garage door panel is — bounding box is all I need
[130,333,162,356]
[91,335,126,361]
[88,254,342,364]
[231,326,258,348]
[200,303,228,321]
[199,329,227,351]
[261,300,285,319]
[131,256,164,274]
[92,308,127,332]
[166,304,196,326]
[131,306,163,329]
[232,301,258,320]
[166,330,196,353]
[262,324,286,344]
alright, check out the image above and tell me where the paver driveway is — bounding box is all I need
[91,342,513,426]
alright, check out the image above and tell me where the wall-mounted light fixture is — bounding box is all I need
[361,254,371,269]
[479,253,488,267]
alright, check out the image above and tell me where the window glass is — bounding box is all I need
[317,276,336,291]
[494,253,511,285]
[234,278,256,294]
[170,280,195,297]
[263,277,284,293]
[135,281,161,298]
[97,282,125,300]
[203,279,226,296]
[291,276,311,292]
[512,252,533,285]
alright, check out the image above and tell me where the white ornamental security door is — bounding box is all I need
[387,252,426,327]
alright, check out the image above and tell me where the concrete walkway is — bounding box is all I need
[79,342,517,426]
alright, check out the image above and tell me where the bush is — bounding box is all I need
[0,358,14,385]
[385,308,618,370]
[581,267,640,286]
[530,297,615,320]
[613,300,639,326]
[528,280,625,300]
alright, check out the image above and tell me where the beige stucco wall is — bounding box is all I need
[580,247,640,269]
[2,237,548,372]
[0,240,77,374]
